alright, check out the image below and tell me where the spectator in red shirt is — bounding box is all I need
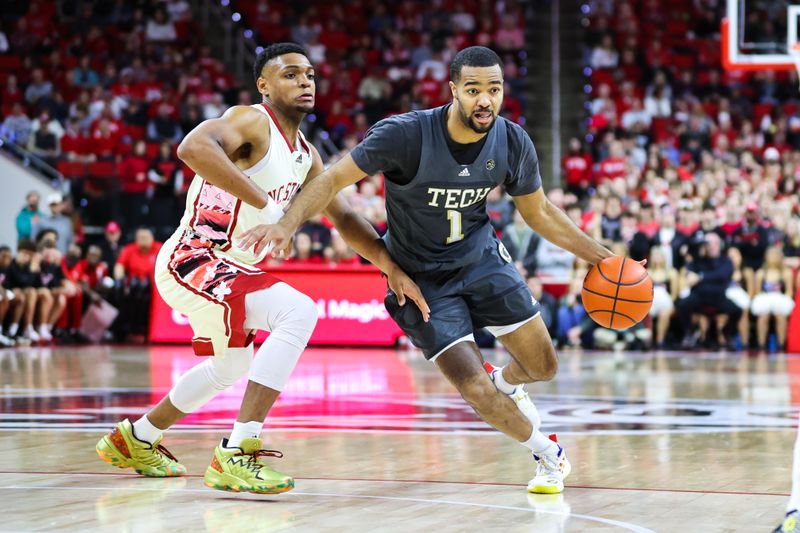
[562,137,594,198]
[114,227,162,283]
[719,204,743,241]
[60,118,93,162]
[76,244,111,292]
[91,118,119,160]
[57,243,114,343]
[598,140,628,183]
[636,203,660,239]
[119,140,152,230]
[319,19,349,59]
[112,228,161,341]
[60,244,89,339]
[502,82,523,124]
[1,75,23,116]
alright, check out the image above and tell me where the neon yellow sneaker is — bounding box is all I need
[96,419,187,477]
[528,434,571,494]
[775,510,799,533]
[204,438,294,494]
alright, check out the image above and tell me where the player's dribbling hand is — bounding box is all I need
[387,265,431,322]
[237,223,292,256]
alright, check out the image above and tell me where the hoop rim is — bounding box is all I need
[721,18,795,72]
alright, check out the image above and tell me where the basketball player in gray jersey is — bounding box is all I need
[239,47,615,493]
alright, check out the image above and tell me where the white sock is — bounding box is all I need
[521,430,559,456]
[227,420,263,448]
[39,324,50,334]
[132,415,163,445]
[7,323,18,337]
[492,366,518,394]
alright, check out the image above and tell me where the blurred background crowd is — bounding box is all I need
[0,0,798,352]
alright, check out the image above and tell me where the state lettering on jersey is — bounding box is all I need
[267,181,300,204]
[427,186,492,209]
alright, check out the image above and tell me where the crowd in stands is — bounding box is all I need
[2,1,796,352]
[3,190,160,346]
[548,0,800,351]
[0,0,528,346]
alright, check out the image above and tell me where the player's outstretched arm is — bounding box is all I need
[309,151,429,322]
[237,153,366,254]
[176,105,270,209]
[281,153,366,234]
[324,191,430,321]
[514,188,613,265]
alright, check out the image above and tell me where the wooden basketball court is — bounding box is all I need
[0,344,794,531]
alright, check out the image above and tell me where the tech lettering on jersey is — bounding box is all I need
[426,186,492,209]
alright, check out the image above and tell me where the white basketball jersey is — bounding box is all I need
[176,103,313,265]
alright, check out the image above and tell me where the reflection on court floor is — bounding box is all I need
[0,345,797,531]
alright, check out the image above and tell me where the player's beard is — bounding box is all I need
[456,99,496,134]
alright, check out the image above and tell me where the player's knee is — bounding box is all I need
[293,291,318,325]
[208,348,252,388]
[458,377,497,408]
[276,292,318,347]
[538,347,558,381]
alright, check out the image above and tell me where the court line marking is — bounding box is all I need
[0,471,789,497]
[0,425,788,437]
[4,386,799,406]
[0,484,655,533]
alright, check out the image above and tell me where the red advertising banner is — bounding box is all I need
[149,265,405,346]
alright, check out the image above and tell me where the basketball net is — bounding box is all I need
[791,43,800,90]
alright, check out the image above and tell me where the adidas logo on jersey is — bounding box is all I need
[458,167,471,177]
[295,154,303,164]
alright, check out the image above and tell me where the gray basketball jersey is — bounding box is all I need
[383,106,510,273]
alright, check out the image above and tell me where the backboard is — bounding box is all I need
[722,0,800,71]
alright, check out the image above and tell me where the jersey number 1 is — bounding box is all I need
[446,210,464,244]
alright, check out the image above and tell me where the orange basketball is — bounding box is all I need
[581,256,653,331]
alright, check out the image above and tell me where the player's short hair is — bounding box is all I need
[253,42,309,81]
[0,245,10,254]
[450,46,504,83]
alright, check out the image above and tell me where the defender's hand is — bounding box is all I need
[387,265,430,323]
[237,223,292,256]
[277,236,293,259]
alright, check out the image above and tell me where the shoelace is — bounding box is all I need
[237,449,285,462]
[154,444,179,462]
[534,453,560,475]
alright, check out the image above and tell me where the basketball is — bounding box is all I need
[581,256,653,331]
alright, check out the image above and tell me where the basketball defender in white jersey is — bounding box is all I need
[95,43,429,494]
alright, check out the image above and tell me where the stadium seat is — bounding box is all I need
[57,161,87,180]
[88,161,116,178]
